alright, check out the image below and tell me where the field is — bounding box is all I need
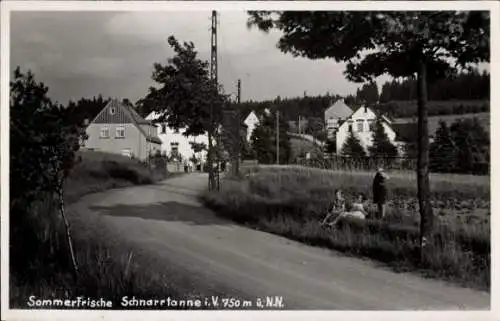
[394,112,490,135]
[10,151,182,308]
[202,165,490,290]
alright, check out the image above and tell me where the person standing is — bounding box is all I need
[373,167,390,219]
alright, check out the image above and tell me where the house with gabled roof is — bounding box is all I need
[83,99,162,160]
[335,105,401,155]
[324,100,354,138]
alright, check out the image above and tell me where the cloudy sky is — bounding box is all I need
[10,11,488,105]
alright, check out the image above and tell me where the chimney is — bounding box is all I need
[83,118,89,126]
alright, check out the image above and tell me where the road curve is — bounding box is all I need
[69,173,490,310]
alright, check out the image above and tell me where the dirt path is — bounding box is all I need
[69,173,490,310]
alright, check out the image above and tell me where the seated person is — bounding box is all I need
[325,193,368,227]
[320,189,345,225]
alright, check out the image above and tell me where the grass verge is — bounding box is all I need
[201,165,490,291]
[9,151,193,309]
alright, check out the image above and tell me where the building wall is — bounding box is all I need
[336,107,397,155]
[145,112,209,165]
[155,125,209,162]
[84,123,149,159]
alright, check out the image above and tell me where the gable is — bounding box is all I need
[244,112,259,125]
[92,100,135,124]
[324,100,354,120]
[92,99,161,144]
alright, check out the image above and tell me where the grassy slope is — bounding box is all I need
[9,151,190,308]
[290,137,323,160]
[202,165,490,291]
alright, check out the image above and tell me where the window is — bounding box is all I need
[348,124,353,132]
[161,123,167,134]
[109,107,116,115]
[357,120,364,132]
[100,127,109,138]
[174,128,180,134]
[116,127,125,138]
[368,120,375,131]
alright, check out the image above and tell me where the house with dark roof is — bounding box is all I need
[83,99,162,160]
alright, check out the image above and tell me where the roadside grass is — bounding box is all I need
[202,165,490,291]
[9,151,190,308]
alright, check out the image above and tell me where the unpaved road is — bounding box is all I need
[69,173,490,310]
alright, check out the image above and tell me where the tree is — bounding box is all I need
[251,112,291,164]
[450,117,489,174]
[247,10,489,257]
[429,121,456,173]
[369,117,399,158]
[356,82,379,104]
[140,36,226,190]
[306,117,326,143]
[220,108,246,176]
[10,67,84,278]
[324,138,336,154]
[251,122,274,164]
[341,129,367,160]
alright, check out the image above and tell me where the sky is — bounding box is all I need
[10,11,489,106]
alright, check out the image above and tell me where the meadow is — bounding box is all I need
[202,165,490,290]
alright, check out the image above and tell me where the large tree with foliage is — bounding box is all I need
[140,36,226,190]
[11,67,84,278]
[247,10,489,256]
[368,117,399,158]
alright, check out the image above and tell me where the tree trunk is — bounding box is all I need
[207,131,216,191]
[416,61,434,260]
[57,182,79,278]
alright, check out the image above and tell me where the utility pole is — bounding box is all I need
[237,79,241,104]
[276,110,280,165]
[236,78,241,175]
[208,10,219,191]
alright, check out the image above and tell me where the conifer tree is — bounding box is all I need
[368,117,399,158]
[429,121,456,173]
[341,129,367,160]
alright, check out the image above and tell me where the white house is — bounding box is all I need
[243,111,260,142]
[145,111,209,167]
[335,106,400,155]
[324,100,354,139]
[243,108,271,142]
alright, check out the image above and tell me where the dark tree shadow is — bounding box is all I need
[90,201,233,226]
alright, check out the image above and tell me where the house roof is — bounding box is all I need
[324,100,354,119]
[93,99,162,144]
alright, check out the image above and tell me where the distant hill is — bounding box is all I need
[376,100,489,119]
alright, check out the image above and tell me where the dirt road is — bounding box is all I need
[70,173,490,310]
